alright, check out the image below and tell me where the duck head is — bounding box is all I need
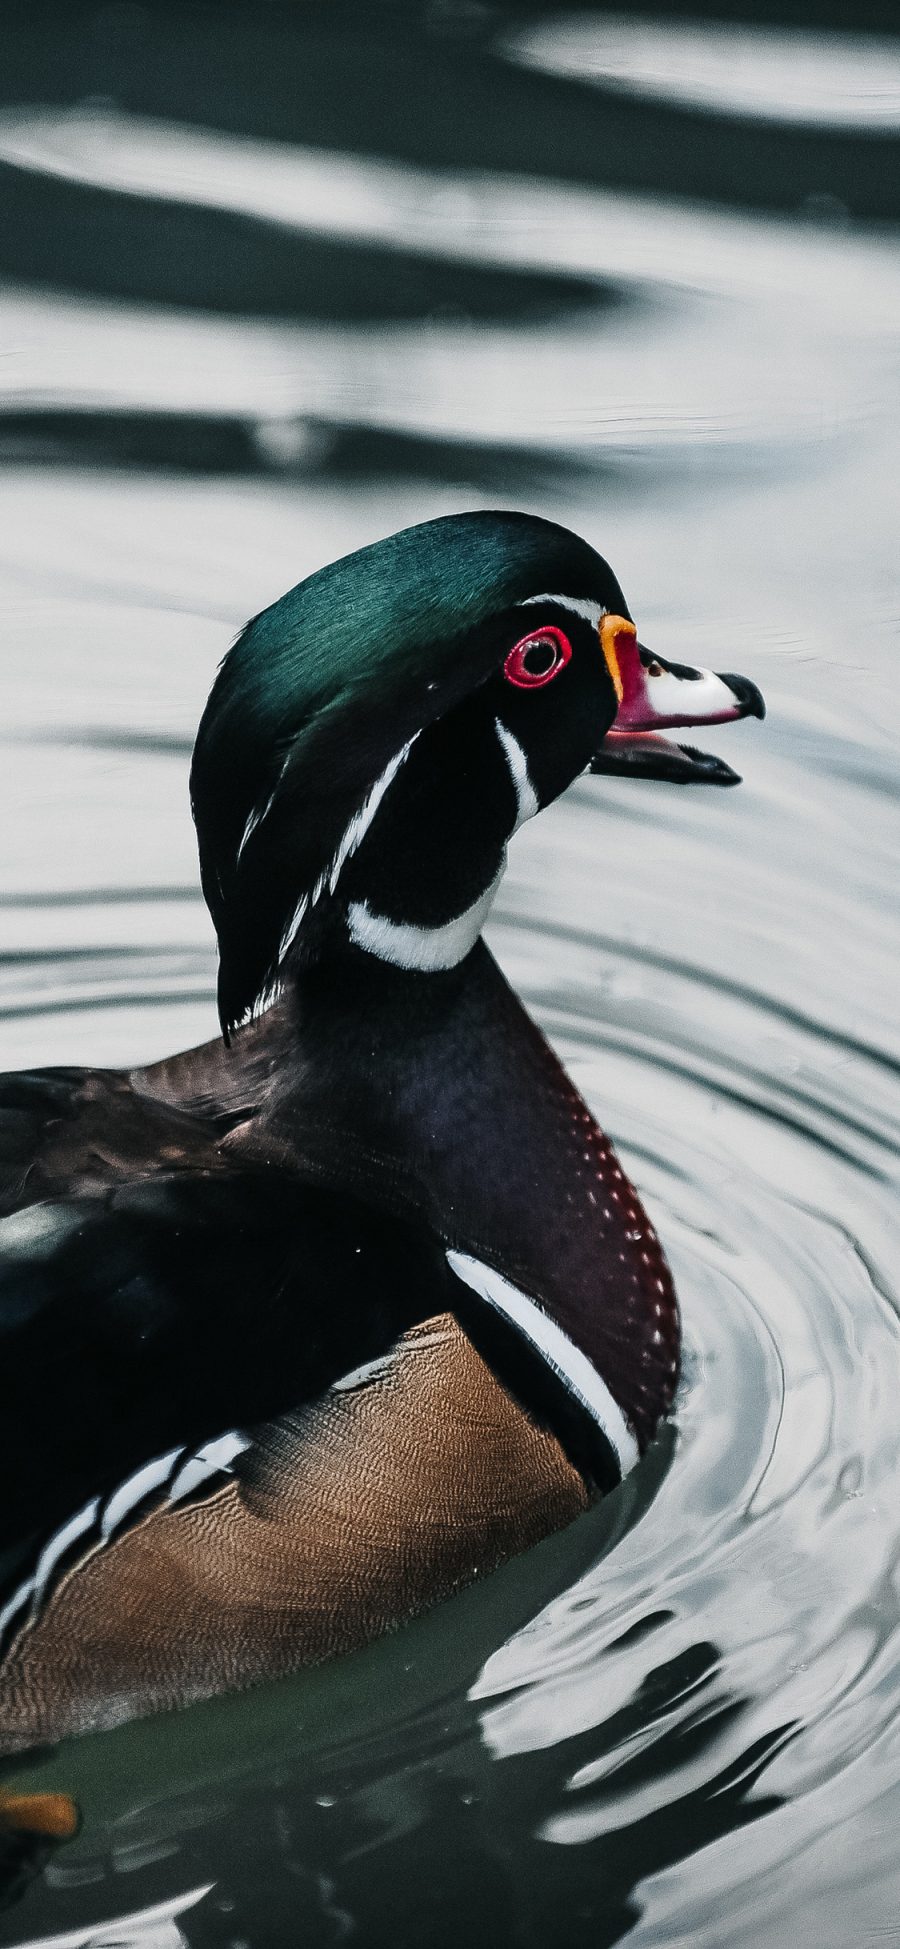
[192,511,763,1038]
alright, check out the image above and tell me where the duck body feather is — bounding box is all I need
[0,950,614,1751]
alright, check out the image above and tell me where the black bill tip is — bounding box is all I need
[720,673,766,721]
[590,736,742,787]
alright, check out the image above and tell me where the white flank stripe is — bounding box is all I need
[101,1446,184,1540]
[332,1326,454,1393]
[0,1575,35,1646]
[31,1497,100,1613]
[347,864,504,972]
[332,1352,400,1393]
[446,1250,640,1479]
[0,1435,253,1656]
[518,592,607,629]
[327,735,418,894]
[168,1430,250,1503]
[495,719,539,828]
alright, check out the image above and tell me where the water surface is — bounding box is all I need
[0,5,898,1943]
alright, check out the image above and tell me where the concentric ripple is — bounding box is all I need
[2,759,898,1948]
[471,981,900,1944]
[1,3,899,1939]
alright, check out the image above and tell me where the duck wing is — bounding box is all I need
[0,1064,225,1218]
[0,1174,591,1751]
[132,997,292,1126]
[0,1002,294,1222]
[0,1304,588,1752]
[0,1168,445,1601]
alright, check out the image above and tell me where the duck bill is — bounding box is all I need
[593,615,765,787]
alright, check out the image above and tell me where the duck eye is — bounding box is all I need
[504,627,573,690]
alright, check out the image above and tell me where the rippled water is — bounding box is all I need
[1,5,899,1944]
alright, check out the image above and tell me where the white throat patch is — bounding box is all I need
[346,861,505,972]
[343,718,541,973]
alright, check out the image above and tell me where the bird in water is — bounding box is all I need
[0,511,763,1754]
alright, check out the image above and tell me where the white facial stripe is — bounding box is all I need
[495,720,539,830]
[236,785,276,864]
[276,738,418,966]
[236,749,292,864]
[519,592,608,630]
[446,1250,640,1479]
[278,891,309,961]
[327,735,418,894]
[347,863,505,972]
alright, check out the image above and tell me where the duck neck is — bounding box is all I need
[258,940,677,1448]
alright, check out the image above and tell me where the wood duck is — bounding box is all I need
[0,511,763,1753]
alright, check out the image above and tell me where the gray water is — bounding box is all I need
[0,6,899,1944]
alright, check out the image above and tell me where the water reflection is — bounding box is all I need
[0,0,899,1943]
[504,16,900,129]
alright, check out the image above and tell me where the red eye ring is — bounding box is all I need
[503,626,573,690]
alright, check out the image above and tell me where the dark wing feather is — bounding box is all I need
[0,1065,227,1219]
[0,1170,448,1555]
